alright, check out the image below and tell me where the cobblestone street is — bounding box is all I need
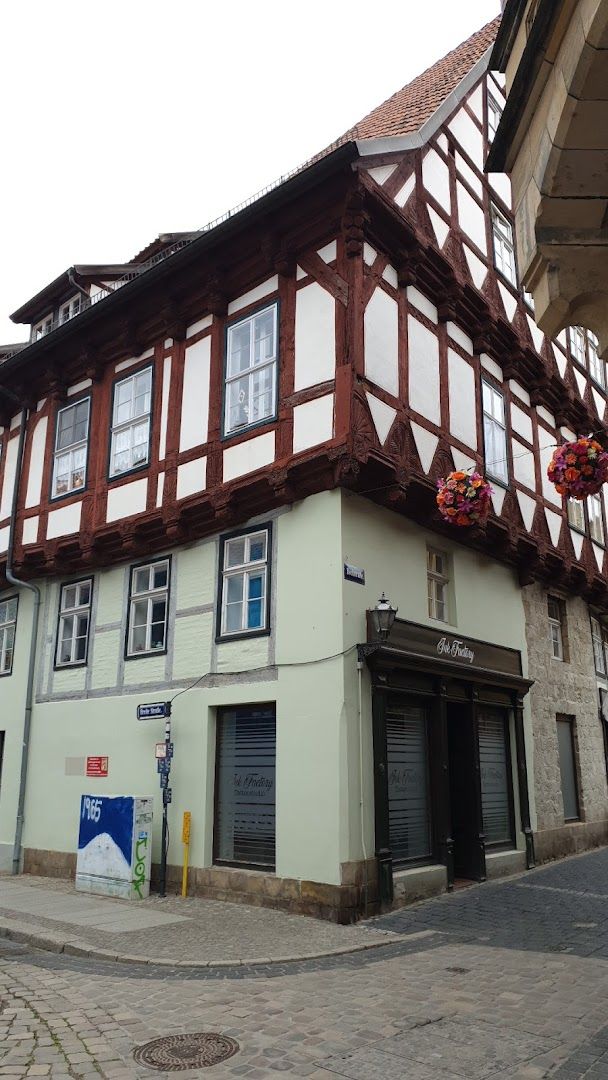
[4,850,608,1079]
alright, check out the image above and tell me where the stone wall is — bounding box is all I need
[523,584,608,862]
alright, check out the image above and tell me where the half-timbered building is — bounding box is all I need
[1,17,607,919]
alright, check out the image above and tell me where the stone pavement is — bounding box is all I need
[3,849,608,1077]
[0,877,398,966]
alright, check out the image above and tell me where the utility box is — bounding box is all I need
[76,794,154,899]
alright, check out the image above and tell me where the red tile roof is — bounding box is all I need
[339,17,500,143]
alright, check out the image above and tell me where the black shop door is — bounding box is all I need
[447,702,485,882]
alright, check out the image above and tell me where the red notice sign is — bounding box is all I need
[86,756,109,777]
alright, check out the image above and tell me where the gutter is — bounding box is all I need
[3,405,41,875]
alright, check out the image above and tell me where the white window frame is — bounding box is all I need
[569,326,587,366]
[126,559,170,658]
[52,397,91,499]
[427,548,449,623]
[591,617,606,676]
[109,366,152,478]
[482,379,509,484]
[567,497,586,532]
[219,528,270,638]
[60,296,81,325]
[588,332,606,388]
[56,579,93,667]
[0,597,18,676]
[491,205,517,286]
[548,597,564,661]
[224,303,278,436]
[33,316,53,342]
[588,493,605,544]
[487,91,502,142]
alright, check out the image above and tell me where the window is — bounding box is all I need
[487,92,502,142]
[588,493,605,544]
[427,548,449,622]
[126,559,169,657]
[214,705,276,869]
[569,326,587,366]
[219,527,270,638]
[33,316,53,341]
[548,596,565,661]
[591,617,607,676]
[482,380,509,483]
[56,580,92,667]
[110,367,152,478]
[588,333,606,388]
[478,709,513,847]
[523,290,534,311]
[556,716,580,822]
[387,704,431,864]
[567,497,585,532]
[0,598,17,676]
[52,398,90,498]
[224,304,278,436]
[491,205,517,285]
[60,297,81,325]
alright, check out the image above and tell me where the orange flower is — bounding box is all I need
[446,507,458,516]
[451,471,467,481]
[565,468,579,482]
[456,514,470,525]
[565,454,577,464]
[472,478,482,488]
[583,465,594,475]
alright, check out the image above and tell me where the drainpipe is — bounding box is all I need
[3,404,41,874]
[67,268,90,303]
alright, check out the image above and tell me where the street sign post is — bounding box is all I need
[137,702,171,721]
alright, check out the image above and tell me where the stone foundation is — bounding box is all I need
[534,821,608,865]
[22,849,379,923]
[392,863,447,908]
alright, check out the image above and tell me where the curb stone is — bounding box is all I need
[0,917,435,970]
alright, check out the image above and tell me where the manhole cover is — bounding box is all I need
[133,1033,239,1071]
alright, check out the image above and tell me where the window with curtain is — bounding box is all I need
[482,380,509,483]
[214,705,276,869]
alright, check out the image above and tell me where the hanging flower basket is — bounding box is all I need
[547,437,608,500]
[436,470,493,527]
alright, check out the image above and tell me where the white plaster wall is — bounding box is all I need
[538,427,561,506]
[25,418,48,509]
[223,432,275,482]
[513,438,537,491]
[46,501,82,539]
[187,314,213,338]
[489,171,512,207]
[364,288,399,397]
[176,456,207,500]
[294,282,336,391]
[511,403,533,443]
[180,336,210,452]
[0,527,8,554]
[227,277,278,316]
[408,316,440,424]
[106,479,148,523]
[158,356,172,461]
[407,287,438,324]
[0,437,19,521]
[22,516,39,545]
[67,379,92,397]
[457,182,487,254]
[448,107,484,167]
[422,148,451,212]
[456,153,483,197]
[293,394,334,453]
[448,350,477,448]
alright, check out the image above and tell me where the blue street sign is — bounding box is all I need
[157,760,171,774]
[137,701,172,721]
[163,787,172,805]
[160,773,169,788]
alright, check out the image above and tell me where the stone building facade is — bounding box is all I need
[524,583,608,861]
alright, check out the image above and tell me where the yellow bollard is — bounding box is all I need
[181,811,191,898]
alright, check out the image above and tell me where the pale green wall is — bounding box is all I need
[1,489,536,887]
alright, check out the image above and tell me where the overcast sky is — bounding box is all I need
[0,0,501,344]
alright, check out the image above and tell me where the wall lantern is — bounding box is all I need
[357,593,398,663]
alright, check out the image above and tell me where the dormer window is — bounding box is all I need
[60,297,81,324]
[33,316,53,342]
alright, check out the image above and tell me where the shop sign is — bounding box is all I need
[86,756,109,777]
[374,617,522,678]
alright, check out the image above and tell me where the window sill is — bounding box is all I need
[107,462,150,485]
[50,488,87,504]
[54,661,88,672]
[220,415,278,444]
[215,628,271,644]
[124,648,168,661]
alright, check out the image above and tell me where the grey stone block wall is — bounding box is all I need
[523,583,608,860]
